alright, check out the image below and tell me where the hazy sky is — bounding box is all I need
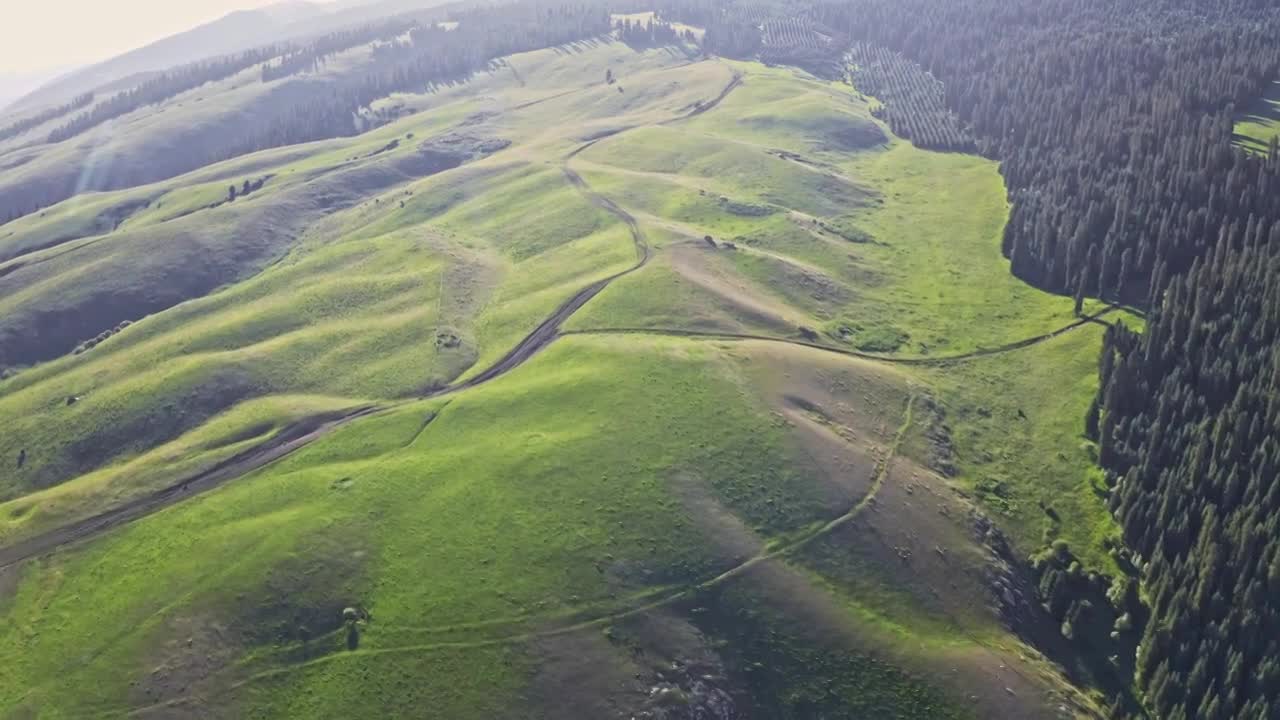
[0,0,313,75]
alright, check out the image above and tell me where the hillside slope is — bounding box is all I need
[0,27,1131,720]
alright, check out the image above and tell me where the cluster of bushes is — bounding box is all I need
[227,176,269,203]
[71,319,133,356]
[1031,540,1145,709]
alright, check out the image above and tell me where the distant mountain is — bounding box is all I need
[7,3,328,114]
[0,67,80,114]
[7,0,456,115]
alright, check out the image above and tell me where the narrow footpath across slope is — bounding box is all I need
[562,307,1118,366]
[124,396,916,718]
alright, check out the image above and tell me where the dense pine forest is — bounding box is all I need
[1097,239,1280,720]
[0,92,93,143]
[826,3,1280,717]
[45,47,285,144]
[809,0,1280,301]
[845,43,973,151]
[260,19,420,82]
[219,5,612,164]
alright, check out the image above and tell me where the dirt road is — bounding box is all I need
[0,406,378,570]
[562,306,1117,366]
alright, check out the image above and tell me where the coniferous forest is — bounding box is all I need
[0,92,93,143]
[45,48,285,144]
[1097,240,1280,720]
[817,3,1280,717]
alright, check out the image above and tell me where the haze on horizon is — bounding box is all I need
[0,0,337,76]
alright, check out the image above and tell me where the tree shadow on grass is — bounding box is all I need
[1233,80,1280,151]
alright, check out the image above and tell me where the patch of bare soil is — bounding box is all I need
[725,557,1076,720]
[130,615,239,719]
[732,339,905,512]
[843,455,996,624]
[749,249,853,315]
[779,402,881,513]
[667,243,804,334]
[0,559,21,607]
[804,455,1099,719]
[738,340,908,440]
[129,528,372,717]
[398,132,511,177]
[668,471,764,566]
[527,612,740,720]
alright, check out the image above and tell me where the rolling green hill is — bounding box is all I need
[0,21,1138,720]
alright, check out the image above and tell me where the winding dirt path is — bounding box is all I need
[0,407,379,571]
[2,297,1107,572]
[562,306,1117,366]
[421,69,748,395]
[428,142,653,398]
[422,68,747,393]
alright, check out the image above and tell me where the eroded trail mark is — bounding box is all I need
[432,150,650,398]
[661,72,743,124]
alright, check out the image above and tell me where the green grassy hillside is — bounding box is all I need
[0,36,1121,720]
[1235,79,1280,153]
[0,45,726,504]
